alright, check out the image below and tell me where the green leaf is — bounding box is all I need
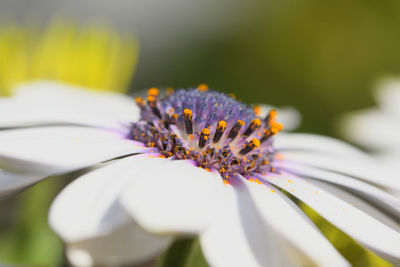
[157,237,209,267]
[0,177,64,266]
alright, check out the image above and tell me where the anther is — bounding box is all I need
[147,96,162,118]
[239,139,260,155]
[243,118,261,137]
[228,120,245,140]
[265,109,277,124]
[147,87,159,97]
[199,128,210,148]
[206,147,215,158]
[260,122,283,143]
[135,97,145,108]
[183,109,193,135]
[197,84,209,91]
[253,105,262,116]
[163,114,171,129]
[213,120,227,143]
[270,121,284,134]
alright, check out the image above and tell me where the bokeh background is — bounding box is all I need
[0,0,400,266]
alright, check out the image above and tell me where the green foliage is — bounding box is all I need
[0,177,64,266]
[157,237,208,267]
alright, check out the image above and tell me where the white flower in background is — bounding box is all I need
[1,82,400,267]
[341,78,400,177]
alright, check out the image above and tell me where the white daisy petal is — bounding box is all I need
[120,160,225,235]
[200,182,347,267]
[0,81,140,130]
[275,133,369,159]
[274,151,400,193]
[0,126,150,176]
[241,177,349,267]
[200,184,294,267]
[49,155,165,242]
[375,78,400,119]
[262,173,400,263]
[340,108,400,150]
[0,169,46,196]
[276,162,400,221]
[305,179,400,232]
[50,155,172,266]
[65,219,171,267]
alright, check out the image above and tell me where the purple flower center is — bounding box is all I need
[131,86,283,181]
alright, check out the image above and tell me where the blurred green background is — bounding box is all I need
[1,0,400,266]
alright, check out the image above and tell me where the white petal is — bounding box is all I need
[241,177,349,267]
[275,133,369,159]
[0,169,46,196]
[120,160,225,234]
[276,162,400,221]
[0,81,140,130]
[200,184,290,267]
[200,182,347,267]
[274,150,400,192]
[49,155,165,242]
[0,126,150,175]
[262,173,400,263]
[306,179,400,232]
[340,108,400,150]
[65,220,171,267]
[375,78,400,119]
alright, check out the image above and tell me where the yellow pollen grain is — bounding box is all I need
[202,128,210,135]
[147,87,159,96]
[135,97,145,106]
[218,120,227,129]
[253,105,262,116]
[197,83,209,91]
[271,121,284,133]
[184,108,193,117]
[268,109,278,120]
[252,118,261,127]
[251,138,260,148]
[147,95,155,102]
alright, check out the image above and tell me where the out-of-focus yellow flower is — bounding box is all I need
[0,21,138,95]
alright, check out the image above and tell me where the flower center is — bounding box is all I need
[131,85,283,181]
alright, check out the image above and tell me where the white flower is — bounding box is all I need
[1,81,400,267]
[341,78,400,177]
